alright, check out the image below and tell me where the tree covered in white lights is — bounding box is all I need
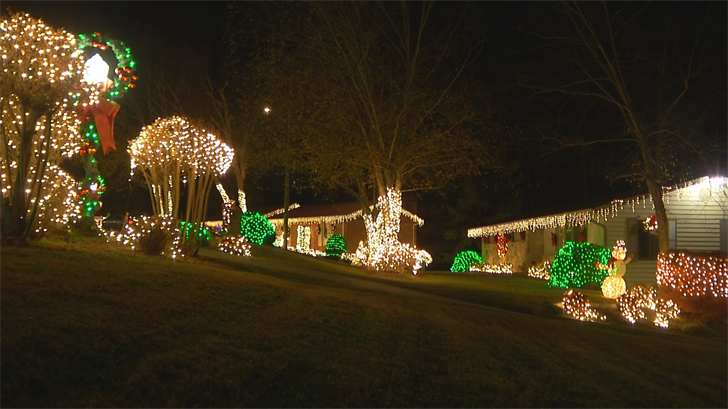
[129,116,234,256]
[0,13,90,244]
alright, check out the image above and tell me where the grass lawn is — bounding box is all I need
[2,237,726,407]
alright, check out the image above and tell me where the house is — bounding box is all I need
[467,176,727,287]
[266,201,423,254]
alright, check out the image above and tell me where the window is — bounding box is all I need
[668,219,677,250]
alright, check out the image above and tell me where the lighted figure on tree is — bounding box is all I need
[74,32,137,225]
[0,13,98,242]
[548,241,611,289]
[597,239,634,299]
[355,188,431,274]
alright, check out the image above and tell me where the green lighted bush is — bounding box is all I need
[451,250,483,273]
[240,212,275,245]
[548,241,610,289]
[325,234,347,259]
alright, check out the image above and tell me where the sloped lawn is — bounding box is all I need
[2,237,726,407]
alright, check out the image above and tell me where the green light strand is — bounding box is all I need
[451,250,483,273]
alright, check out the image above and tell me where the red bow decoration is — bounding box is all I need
[79,99,121,155]
[92,99,121,155]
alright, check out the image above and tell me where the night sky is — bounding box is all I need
[3,2,725,267]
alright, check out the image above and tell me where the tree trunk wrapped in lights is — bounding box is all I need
[358,188,431,274]
[129,116,234,257]
[0,13,92,243]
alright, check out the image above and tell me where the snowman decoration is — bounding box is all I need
[598,239,634,299]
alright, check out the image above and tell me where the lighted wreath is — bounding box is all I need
[643,215,658,232]
[77,32,137,100]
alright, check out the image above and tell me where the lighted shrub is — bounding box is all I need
[548,241,610,289]
[657,251,728,317]
[451,250,483,273]
[240,211,275,245]
[326,234,347,259]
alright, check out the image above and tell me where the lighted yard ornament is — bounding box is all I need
[75,32,137,220]
[597,240,634,299]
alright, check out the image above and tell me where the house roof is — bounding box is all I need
[467,175,726,238]
[266,201,424,226]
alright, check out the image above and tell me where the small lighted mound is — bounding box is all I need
[562,289,605,322]
[218,234,252,257]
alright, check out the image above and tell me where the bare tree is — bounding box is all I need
[518,1,726,252]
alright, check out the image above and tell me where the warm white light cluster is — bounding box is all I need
[0,13,105,234]
[267,204,424,227]
[469,262,514,274]
[616,285,680,328]
[130,116,233,181]
[528,261,551,280]
[263,203,301,219]
[215,183,235,228]
[108,215,184,260]
[32,164,81,233]
[1,94,82,190]
[1,13,86,94]
[562,289,606,322]
[601,276,627,299]
[296,225,311,250]
[218,234,252,257]
[238,189,247,213]
[468,176,726,238]
[358,188,431,274]
[287,246,326,258]
[129,116,234,219]
[656,252,728,298]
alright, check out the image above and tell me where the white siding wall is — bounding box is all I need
[665,182,728,251]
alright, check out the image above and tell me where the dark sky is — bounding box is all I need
[3,2,725,265]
